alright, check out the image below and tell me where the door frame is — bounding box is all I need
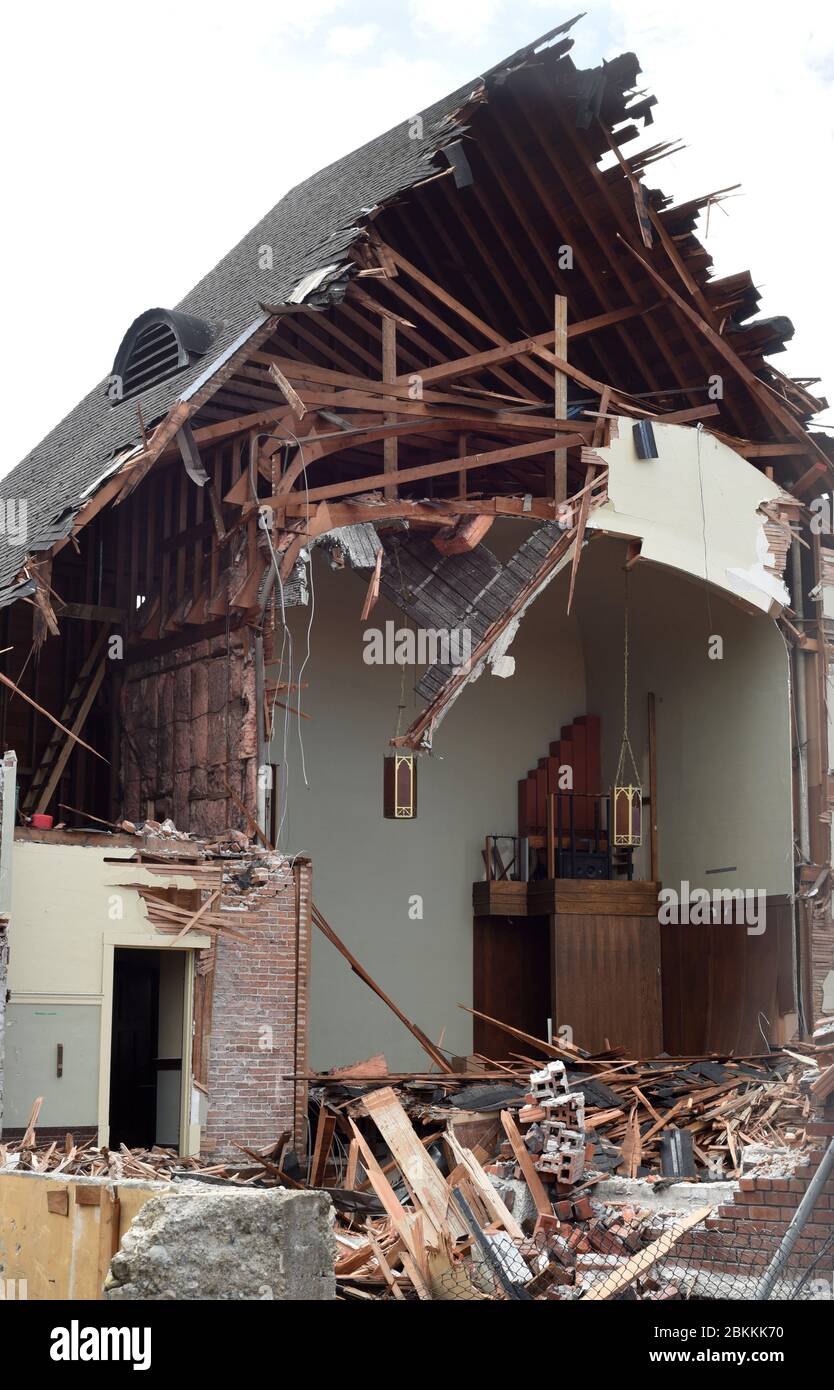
[98,929,210,1155]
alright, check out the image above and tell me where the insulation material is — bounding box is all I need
[587,423,793,614]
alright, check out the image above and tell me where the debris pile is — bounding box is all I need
[530,1061,587,1184]
[4,1014,827,1301]
[0,1131,278,1185]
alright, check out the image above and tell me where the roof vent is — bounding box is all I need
[109,309,213,403]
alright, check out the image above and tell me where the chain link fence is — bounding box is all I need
[431,1193,834,1302]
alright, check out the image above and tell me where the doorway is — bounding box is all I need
[108,948,185,1150]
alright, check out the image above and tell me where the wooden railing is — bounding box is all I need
[484,792,634,883]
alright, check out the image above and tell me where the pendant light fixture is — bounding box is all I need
[383,597,417,819]
[613,566,642,847]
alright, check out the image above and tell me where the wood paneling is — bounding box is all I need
[474,878,659,917]
[472,881,529,916]
[660,895,796,1055]
[552,912,662,1055]
[473,914,550,1059]
[529,878,660,917]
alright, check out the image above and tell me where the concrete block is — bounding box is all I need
[105,1184,335,1301]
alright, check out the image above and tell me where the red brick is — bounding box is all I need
[202,856,312,1161]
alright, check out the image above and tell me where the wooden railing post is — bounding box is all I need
[546,794,555,879]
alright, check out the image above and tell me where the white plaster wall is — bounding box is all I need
[7,844,176,996]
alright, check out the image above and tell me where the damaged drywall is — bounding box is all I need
[587,422,796,614]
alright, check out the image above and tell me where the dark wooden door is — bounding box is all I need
[109,949,159,1148]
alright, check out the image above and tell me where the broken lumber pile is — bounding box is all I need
[292,1014,824,1299]
[298,1082,720,1300]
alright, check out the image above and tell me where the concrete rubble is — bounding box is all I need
[105,1184,336,1301]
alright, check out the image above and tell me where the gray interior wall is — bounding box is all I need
[275,527,793,1072]
[278,527,585,1070]
[574,539,793,897]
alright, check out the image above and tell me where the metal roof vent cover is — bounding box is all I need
[109,309,214,403]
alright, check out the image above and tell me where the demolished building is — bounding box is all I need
[0,13,833,1249]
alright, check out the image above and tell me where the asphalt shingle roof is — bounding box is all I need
[0,18,589,604]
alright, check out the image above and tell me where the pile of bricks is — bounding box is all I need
[674,1091,834,1278]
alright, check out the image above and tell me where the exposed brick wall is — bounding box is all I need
[811,897,834,1023]
[201,855,311,1161]
[121,631,257,838]
[675,1095,834,1277]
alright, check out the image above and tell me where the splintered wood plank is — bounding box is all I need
[500,1111,551,1219]
[382,316,398,499]
[445,1130,525,1242]
[345,1140,360,1191]
[347,1120,430,1294]
[621,1106,642,1179]
[552,295,568,502]
[362,1088,466,1239]
[310,1108,336,1188]
[366,1227,406,1300]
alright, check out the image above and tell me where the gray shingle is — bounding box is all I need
[0,19,589,604]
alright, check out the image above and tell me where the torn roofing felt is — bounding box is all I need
[0,17,594,606]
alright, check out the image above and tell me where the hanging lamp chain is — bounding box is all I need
[393,545,408,741]
[616,567,641,786]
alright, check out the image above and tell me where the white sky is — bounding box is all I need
[1,0,832,476]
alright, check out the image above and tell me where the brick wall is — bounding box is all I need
[811,896,834,1024]
[201,855,311,1161]
[121,631,257,838]
[675,1095,834,1278]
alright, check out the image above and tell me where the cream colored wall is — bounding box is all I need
[575,540,793,897]
[279,528,586,1071]
[4,842,208,1141]
[590,422,792,615]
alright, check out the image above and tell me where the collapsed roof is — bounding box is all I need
[1,15,830,616]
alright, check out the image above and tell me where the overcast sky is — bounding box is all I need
[2,1,832,475]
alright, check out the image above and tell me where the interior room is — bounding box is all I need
[279,525,796,1069]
